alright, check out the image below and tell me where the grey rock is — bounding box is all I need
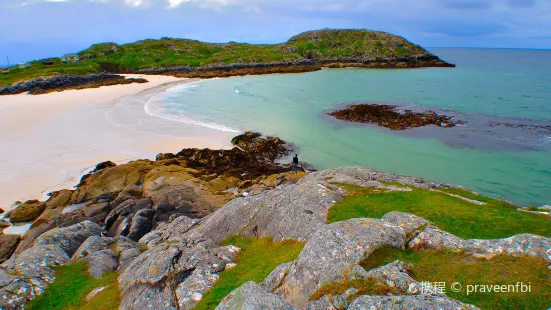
[33,220,103,256]
[260,261,293,292]
[273,218,410,307]
[409,227,551,263]
[138,215,199,248]
[347,295,478,310]
[85,250,119,278]
[0,221,103,308]
[215,281,293,310]
[119,240,237,310]
[72,235,143,278]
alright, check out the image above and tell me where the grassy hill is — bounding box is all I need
[1,29,450,87]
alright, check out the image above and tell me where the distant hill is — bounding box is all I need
[0,29,453,87]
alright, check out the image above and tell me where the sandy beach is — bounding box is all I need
[0,75,236,213]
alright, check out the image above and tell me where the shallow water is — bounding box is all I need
[138,48,551,206]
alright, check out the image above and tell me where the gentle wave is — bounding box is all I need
[143,81,240,133]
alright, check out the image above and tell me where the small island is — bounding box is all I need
[328,103,464,130]
[1,29,454,92]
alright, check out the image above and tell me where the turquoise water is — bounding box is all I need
[150,48,551,206]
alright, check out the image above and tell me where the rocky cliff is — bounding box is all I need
[1,136,549,309]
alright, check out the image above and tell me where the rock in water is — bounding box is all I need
[328,104,464,130]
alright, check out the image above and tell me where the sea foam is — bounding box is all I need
[144,82,240,133]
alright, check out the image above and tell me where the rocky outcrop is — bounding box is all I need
[72,235,143,278]
[118,217,240,310]
[216,281,293,310]
[347,295,476,310]
[192,166,459,244]
[0,221,102,309]
[271,217,413,307]
[0,74,147,95]
[408,226,551,264]
[328,104,464,130]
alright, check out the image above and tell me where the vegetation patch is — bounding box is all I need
[310,278,394,302]
[327,185,551,239]
[27,262,120,310]
[361,247,551,310]
[194,236,304,310]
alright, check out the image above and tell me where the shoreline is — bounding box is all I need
[0,75,236,212]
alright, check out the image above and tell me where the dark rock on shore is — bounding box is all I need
[328,103,464,130]
[6,199,45,223]
[0,74,148,96]
[0,234,20,264]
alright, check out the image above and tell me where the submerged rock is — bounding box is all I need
[328,104,464,130]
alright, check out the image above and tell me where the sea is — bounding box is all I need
[120,48,551,206]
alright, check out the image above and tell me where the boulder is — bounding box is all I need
[33,220,103,257]
[126,209,154,241]
[118,241,238,310]
[0,234,20,263]
[0,219,10,231]
[7,200,46,223]
[216,281,293,310]
[71,160,153,203]
[94,161,117,172]
[72,235,143,278]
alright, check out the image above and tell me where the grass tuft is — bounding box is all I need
[26,262,120,310]
[193,236,304,310]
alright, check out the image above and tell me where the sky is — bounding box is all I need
[1,0,550,64]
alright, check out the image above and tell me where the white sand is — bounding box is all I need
[0,75,236,212]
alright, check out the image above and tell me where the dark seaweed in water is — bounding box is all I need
[326,102,551,151]
[327,104,464,130]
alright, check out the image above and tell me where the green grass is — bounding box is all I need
[327,185,551,239]
[1,29,435,87]
[26,262,120,310]
[193,236,305,310]
[360,247,551,310]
